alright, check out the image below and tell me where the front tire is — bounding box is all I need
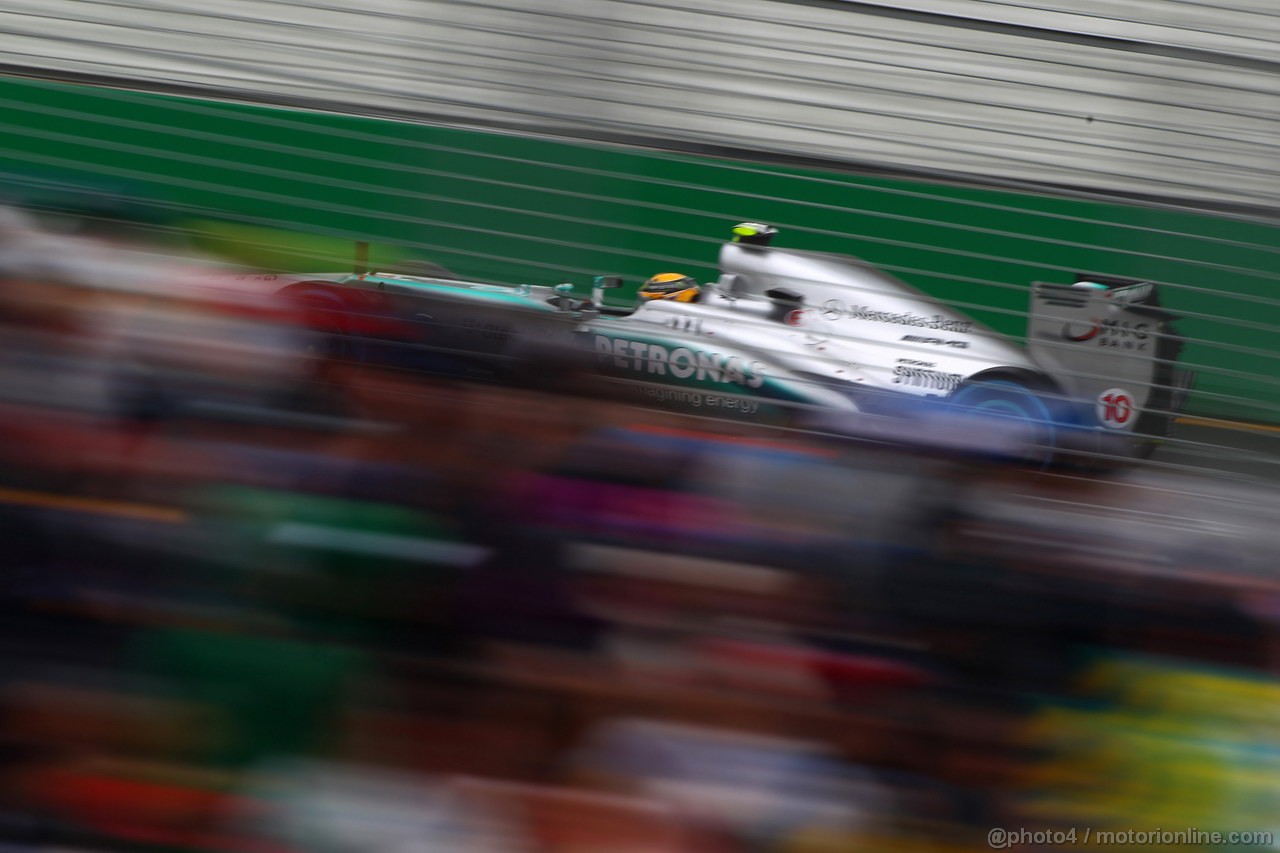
[281,287,365,368]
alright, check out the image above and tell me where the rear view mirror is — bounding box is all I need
[765,287,804,323]
[554,282,575,312]
[592,275,623,306]
[765,287,804,304]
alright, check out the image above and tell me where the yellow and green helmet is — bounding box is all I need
[639,272,701,302]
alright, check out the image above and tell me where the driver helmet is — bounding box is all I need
[639,272,700,303]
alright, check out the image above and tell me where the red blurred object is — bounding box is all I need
[27,764,288,853]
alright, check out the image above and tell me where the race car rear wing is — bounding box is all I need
[1026,275,1193,439]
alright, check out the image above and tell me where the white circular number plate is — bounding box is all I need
[1096,388,1135,429]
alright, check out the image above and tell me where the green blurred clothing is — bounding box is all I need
[136,625,365,769]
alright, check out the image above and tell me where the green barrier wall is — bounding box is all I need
[0,75,1276,422]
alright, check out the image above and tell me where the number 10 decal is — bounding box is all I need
[1097,388,1135,428]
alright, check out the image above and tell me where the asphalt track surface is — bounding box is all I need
[1153,419,1280,484]
[0,413,1270,528]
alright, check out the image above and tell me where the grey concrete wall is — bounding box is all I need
[4,0,1280,209]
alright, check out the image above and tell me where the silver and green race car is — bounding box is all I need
[256,224,1193,460]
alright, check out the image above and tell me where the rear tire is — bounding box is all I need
[948,376,1062,468]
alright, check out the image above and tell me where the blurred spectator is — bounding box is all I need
[0,200,1277,853]
[571,714,893,850]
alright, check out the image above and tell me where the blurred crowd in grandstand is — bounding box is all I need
[0,203,1278,853]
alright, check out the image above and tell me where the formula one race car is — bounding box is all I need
[246,224,1193,461]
